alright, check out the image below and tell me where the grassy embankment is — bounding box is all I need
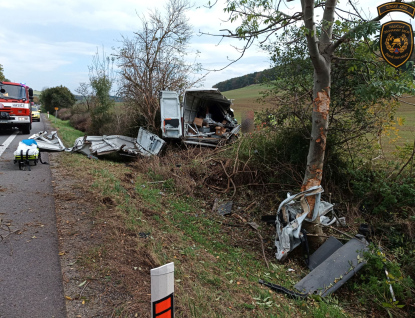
[47,118,353,316]
[45,84,414,317]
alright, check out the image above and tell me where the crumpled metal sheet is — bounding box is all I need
[29,131,67,151]
[275,186,334,261]
[136,127,166,156]
[31,127,165,157]
[71,128,165,157]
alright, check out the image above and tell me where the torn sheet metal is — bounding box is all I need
[294,237,368,297]
[136,127,166,156]
[29,131,67,151]
[275,186,333,261]
[71,127,165,157]
[217,201,233,216]
[31,128,165,158]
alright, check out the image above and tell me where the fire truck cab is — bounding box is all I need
[0,82,34,134]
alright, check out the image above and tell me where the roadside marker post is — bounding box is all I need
[151,262,174,318]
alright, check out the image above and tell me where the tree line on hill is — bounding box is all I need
[213,68,275,92]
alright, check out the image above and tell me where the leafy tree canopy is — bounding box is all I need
[39,85,76,113]
[216,0,415,191]
[0,64,10,82]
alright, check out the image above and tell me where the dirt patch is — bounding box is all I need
[50,152,153,317]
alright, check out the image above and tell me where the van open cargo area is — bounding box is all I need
[160,88,241,147]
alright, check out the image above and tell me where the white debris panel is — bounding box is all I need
[275,186,334,261]
[29,131,67,151]
[30,127,165,157]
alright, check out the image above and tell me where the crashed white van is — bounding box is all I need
[159,88,241,147]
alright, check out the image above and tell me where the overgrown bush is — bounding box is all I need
[69,112,91,133]
[354,244,415,317]
[57,108,72,121]
[232,127,308,188]
[350,169,415,217]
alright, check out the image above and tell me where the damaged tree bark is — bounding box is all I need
[300,0,334,237]
[301,0,333,202]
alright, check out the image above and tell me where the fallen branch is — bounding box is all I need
[220,160,237,197]
[317,224,355,240]
[256,230,269,270]
[79,281,90,299]
[306,233,348,240]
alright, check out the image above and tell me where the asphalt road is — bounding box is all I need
[0,116,66,318]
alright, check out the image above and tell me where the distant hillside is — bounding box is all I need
[213,68,274,92]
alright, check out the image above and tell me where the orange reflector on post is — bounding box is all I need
[153,293,174,317]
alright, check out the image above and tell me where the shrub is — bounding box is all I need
[355,244,415,317]
[349,169,415,217]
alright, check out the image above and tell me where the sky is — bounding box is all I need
[0,0,412,93]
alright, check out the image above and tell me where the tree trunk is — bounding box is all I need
[301,59,331,243]
[302,63,331,215]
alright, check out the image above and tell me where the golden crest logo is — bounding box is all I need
[380,21,413,68]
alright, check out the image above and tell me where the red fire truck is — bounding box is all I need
[0,82,34,134]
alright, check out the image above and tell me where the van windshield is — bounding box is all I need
[0,84,27,100]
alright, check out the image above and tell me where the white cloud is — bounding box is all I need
[0,0,391,92]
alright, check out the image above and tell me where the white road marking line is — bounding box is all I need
[0,131,19,157]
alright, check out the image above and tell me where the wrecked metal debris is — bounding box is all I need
[294,237,368,297]
[29,131,66,152]
[30,127,165,158]
[71,127,165,157]
[216,200,233,216]
[275,186,334,261]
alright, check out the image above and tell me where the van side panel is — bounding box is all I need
[160,91,182,139]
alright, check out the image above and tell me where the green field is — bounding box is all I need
[222,84,273,122]
[224,84,415,151]
[393,99,415,145]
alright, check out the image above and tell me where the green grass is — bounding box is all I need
[222,84,273,123]
[48,115,85,147]
[224,84,415,158]
[46,97,395,317]
[394,101,415,144]
[223,84,272,100]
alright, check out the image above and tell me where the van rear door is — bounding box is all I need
[159,91,182,139]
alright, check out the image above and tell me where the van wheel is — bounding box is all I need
[22,124,31,135]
